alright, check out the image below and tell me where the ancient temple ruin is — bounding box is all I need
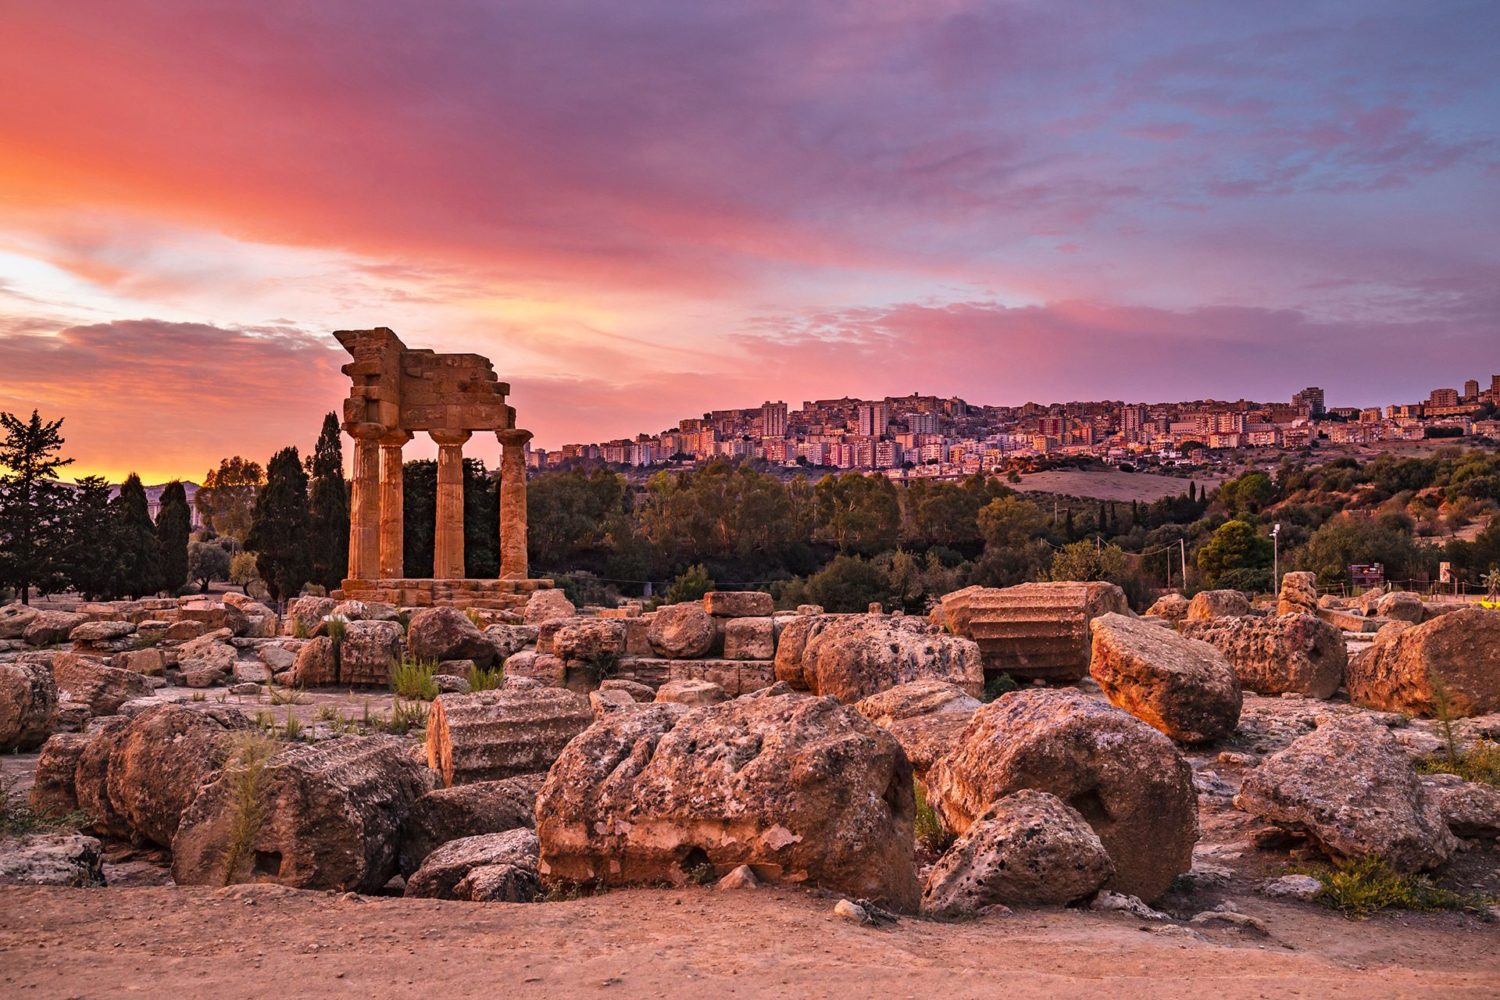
[332,328,549,609]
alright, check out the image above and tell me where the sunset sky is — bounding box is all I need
[1,1,1497,482]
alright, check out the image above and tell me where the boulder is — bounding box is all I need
[232,660,271,685]
[854,680,981,783]
[340,620,403,687]
[425,688,594,787]
[654,679,727,705]
[485,624,538,660]
[1375,591,1425,625]
[589,687,640,718]
[293,636,337,686]
[285,596,336,636]
[407,607,496,667]
[0,604,40,640]
[50,653,154,716]
[523,589,576,625]
[107,703,255,847]
[1088,613,1242,744]
[1277,572,1319,617]
[176,630,237,686]
[1345,607,1500,717]
[399,774,544,876]
[704,591,774,618]
[29,732,91,816]
[647,603,717,659]
[774,614,982,703]
[936,582,1131,682]
[599,678,656,702]
[1145,593,1189,622]
[404,829,541,902]
[921,790,1114,915]
[1422,774,1500,840]
[23,611,86,646]
[536,693,919,910]
[552,619,626,663]
[164,620,206,642]
[68,620,136,645]
[1186,590,1249,621]
[0,833,105,887]
[723,617,775,660]
[1234,715,1455,872]
[73,717,131,838]
[172,735,433,893]
[927,688,1197,902]
[112,647,165,676]
[0,659,57,751]
[1179,614,1345,699]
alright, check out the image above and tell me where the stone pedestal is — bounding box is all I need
[497,428,532,581]
[347,425,383,581]
[378,430,411,578]
[432,429,471,580]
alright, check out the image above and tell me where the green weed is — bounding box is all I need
[390,654,440,701]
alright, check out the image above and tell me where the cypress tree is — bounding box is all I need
[65,476,120,599]
[402,459,436,578]
[246,447,312,603]
[307,413,350,590]
[156,480,191,595]
[0,409,74,603]
[462,457,499,578]
[112,474,163,598]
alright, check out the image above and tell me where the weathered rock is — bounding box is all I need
[1345,608,1500,717]
[1145,593,1190,621]
[176,630,237,686]
[1375,591,1425,625]
[936,582,1131,682]
[1178,614,1345,699]
[1186,590,1250,621]
[425,688,593,787]
[1277,572,1320,617]
[922,790,1114,915]
[855,680,981,783]
[485,623,538,660]
[704,591,774,618]
[331,599,398,622]
[1089,613,1242,744]
[1234,715,1456,871]
[407,607,496,667]
[73,717,131,838]
[51,653,154,716]
[654,678,727,705]
[589,688,638,718]
[647,603,717,659]
[553,619,626,663]
[536,694,919,910]
[232,660,271,685]
[523,589,576,625]
[23,611,86,646]
[928,688,1197,902]
[1260,873,1323,901]
[0,659,57,750]
[1422,774,1500,839]
[0,604,40,640]
[723,617,775,660]
[599,678,656,702]
[28,732,90,816]
[405,829,541,902]
[107,704,254,847]
[285,596,336,636]
[293,635,337,686]
[68,620,136,645]
[164,620,206,642]
[399,774,543,876]
[257,643,299,674]
[775,614,982,703]
[0,834,105,887]
[172,735,432,893]
[112,647,165,676]
[340,620,403,686]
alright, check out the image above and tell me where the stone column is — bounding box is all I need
[497,428,533,581]
[346,424,384,581]
[431,429,471,580]
[378,430,412,579]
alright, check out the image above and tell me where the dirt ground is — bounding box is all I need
[0,882,1495,999]
[1016,469,1223,503]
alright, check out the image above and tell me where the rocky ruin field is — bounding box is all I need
[1,577,1498,997]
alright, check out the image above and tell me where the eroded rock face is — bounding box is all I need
[176,630,237,686]
[1178,614,1345,699]
[524,589,576,626]
[106,704,254,848]
[51,653,153,715]
[405,829,541,902]
[285,596,336,636]
[23,611,87,646]
[1421,773,1500,840]
[0,834,105,887]
[855,680,981,784]
[407,607,496,667]
[1234,715,1456,872]
[73,717,131,839]
[1277,572,1319,617]
[927,688,1197,902]
[29,732,91,816]
[1345,608,1500,717]
[774,615,982,704]
[0,604,40,640]
[921,790,1114,916]
[0,659,57,751]
[425,688,594,787]
[1089,614,1241,745]
[173,735,433,893]
[293,636,337,687]
[1375,591,1425,625]
[1186,590,1249,621]
[399,774,543,877]
[553,620,627,663]
[723,617,775,660]
[339,620,403,687]
[536,694,920,910]
[704,592,774,618]
[484,624,538,660]
[654,679,727,705]
[1146,593,1189,621]
[647,603,717,659]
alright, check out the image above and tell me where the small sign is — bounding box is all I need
[1349,563,1385,588]
[1439,562,1452,584]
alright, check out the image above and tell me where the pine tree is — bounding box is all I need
[307,414,349,590]
[112,474,163,598]
[0,410,74,603]
[246,447,312,603]
[156,480,192,595]
[65,476,121,599]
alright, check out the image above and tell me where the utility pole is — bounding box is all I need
[1179,538,1188,587]
[1271,522,1281,592]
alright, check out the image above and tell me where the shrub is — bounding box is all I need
[1305,857,1489,916]
[218,731,279,886]
[981,673,1019,703]
[385,697,430,735]
[665,563,715,605]
[467,663,505,692]
[913,780,955,854]
[390,655,440,701]
[1416,739,1500,787]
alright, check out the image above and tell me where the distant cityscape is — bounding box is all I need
[529,372,1500,478]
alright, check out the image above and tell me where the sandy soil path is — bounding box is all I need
[1,884,1496,999]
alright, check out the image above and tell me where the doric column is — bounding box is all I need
[497,428,533,580]
[346,423,384,581]
[431,429,471,580]
[378,430,412,579]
